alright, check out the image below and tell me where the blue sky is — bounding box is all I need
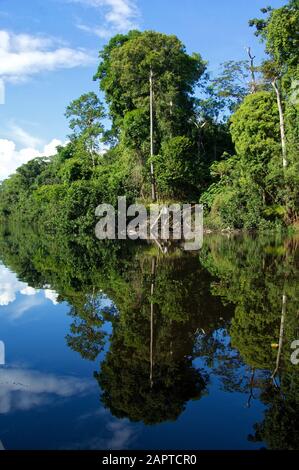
[0,0,286,180]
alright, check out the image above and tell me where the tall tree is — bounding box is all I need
[250,1,299,171]
[94,31,205,145]
[65,92,105,168]
[94,30,206,200]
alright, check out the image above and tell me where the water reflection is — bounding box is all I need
[0,226,298,449]
[0,264,59,312]
[0,367,91,414]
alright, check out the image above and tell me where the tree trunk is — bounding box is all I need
[247,47,257,94]
[150,69,157,202]
[271,293,286,381]
[272,79,288,170]
[150,257,156,388]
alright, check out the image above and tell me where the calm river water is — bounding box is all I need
[0,228,298,450]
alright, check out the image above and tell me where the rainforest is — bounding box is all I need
[0,1,298,233]
[0,0,298,457]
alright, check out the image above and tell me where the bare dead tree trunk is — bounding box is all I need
[246,47,257,94]
[246,368,256,408]
[88,140,95,169]
[272,79,288,170]
[271,293,287,381]
[150,68,157,202]
[150,257,156,388]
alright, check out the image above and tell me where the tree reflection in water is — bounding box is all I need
[0,226,298,447]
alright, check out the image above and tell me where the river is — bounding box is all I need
[0,227,298,450]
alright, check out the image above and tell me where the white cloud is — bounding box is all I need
[0,131,63,181]
[72,0,140,39]
[77,23,112,39]
[67,415,139,450]
[0,265,36,306]
[8,124,43,148]
[0,79,4,104]
[12,296,45,319]
[105,420,137,449]
[0,30,95,84]
[0,265,60,314]
[0,367,92,414]
[20,286,37,296]
[43,139,63,156]
[44,289,59,305]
